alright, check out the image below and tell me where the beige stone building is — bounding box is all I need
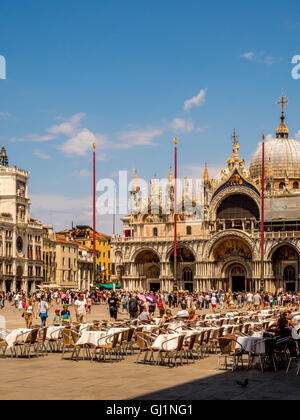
[78,245,93,290]
[55,235,79,289]
[0,145,43,293]
[42,225,56,287]
[111,94,300,294]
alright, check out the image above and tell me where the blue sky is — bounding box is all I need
[1,0,300,233]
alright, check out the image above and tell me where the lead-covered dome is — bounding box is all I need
[250,110,300,179]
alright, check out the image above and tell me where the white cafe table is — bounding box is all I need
[46,326,65,340]
[152,333,182,351]
[5,328,32,349]
[236,335,265,354]
[76,331,107,346]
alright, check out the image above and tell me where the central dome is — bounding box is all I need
[250,108,300,179]
[250,136,300,179]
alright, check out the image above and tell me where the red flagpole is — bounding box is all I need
[260,133,265,292]
[93,143,96,286]
[174,137,178,292]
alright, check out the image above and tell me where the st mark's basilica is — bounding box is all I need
[111,92,300,294]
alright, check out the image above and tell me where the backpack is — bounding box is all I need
[129,299,138,312]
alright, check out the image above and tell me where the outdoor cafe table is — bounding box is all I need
[152,333,182,351]
[225,312,239,318]
[236,334,265,354]
[142,325,159,333]
[5,328,32,349]
[152,318,162,326]
[76,331,107,347]
[46,326,65,340]
[205,314,220,320]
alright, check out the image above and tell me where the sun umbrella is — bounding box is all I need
[137,294,147,302]
[146,294,157,303]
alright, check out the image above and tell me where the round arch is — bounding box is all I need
[166,245,196,262]
[267,242,300,261]
[203,230,256,261]
[208,187,261,221]
[131,247,160,263]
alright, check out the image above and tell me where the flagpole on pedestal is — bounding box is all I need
[174,137,178,292]
[93,143,97,290]
[260,133,265,293]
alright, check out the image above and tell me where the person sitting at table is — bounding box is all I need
[268,310,294,337]
[176,303,189,319]
[138,305,153,323]
[161,309,175,327]
[185,308,199,325]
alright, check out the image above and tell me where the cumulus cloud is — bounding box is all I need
[241,51,276,66]
[184,89,207,111]
[30,193,120,233]
[33,149,51,160]
[168,118,194,133]
[71,169,92,178]
[117,127,163,147]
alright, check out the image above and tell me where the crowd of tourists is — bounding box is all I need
[1,288,300,333]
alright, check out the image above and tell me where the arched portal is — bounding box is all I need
[271,245,299,292]
[228,264,246,292]
[134,250,160,291]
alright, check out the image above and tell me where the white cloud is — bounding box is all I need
[47,113,86,137]
[241,52,255,61]
[57,128,109,157]
[168,118,194,133]
[0,112,12,120]
[295,130,300,140]
[180,164,223,180]
[241,51,275,67]
[71,169,92,177]
[30,193,121,233]
[117,127,163,147]
[33,149,51,160]
[184,89,207,111]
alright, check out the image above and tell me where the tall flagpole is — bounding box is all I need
[260,133,265,293]
[93,143,97,289]
[174,137,178,292]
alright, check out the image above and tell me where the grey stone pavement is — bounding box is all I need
[0,302,300,400]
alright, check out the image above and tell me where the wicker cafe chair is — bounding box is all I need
[286,339,300,375]
[12,328,39,358]
[158,334,186,367]
[121,327,135,355]
[135,332,159,365]
[217,335,245,371]
[48,327,65,353]
[247,338,277,373]
[182,333,199,364]
[34,327,48,356]
[0,337,8,357]
[61,328,89,361]
[93,331,122,362]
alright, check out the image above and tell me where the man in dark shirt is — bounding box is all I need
[128,293,139,319]
[108,292,119,321]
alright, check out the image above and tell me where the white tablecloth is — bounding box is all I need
[5,328,32,349]
[142,325,159,333]
[79,324,93,333]
[152,333,181,351]
[76,331,107,346]
[236,336,265,354]
[46,326,65,340]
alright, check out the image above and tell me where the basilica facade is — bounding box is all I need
[111,94,300,294]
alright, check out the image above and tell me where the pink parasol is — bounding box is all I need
[137,294,147,303]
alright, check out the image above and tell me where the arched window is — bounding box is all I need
[153,228,158,237]
[284,266,296,281]
[217,194,259,220]
[293,181,299,190]
[186,226,192,235]
[279,182,285,190]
